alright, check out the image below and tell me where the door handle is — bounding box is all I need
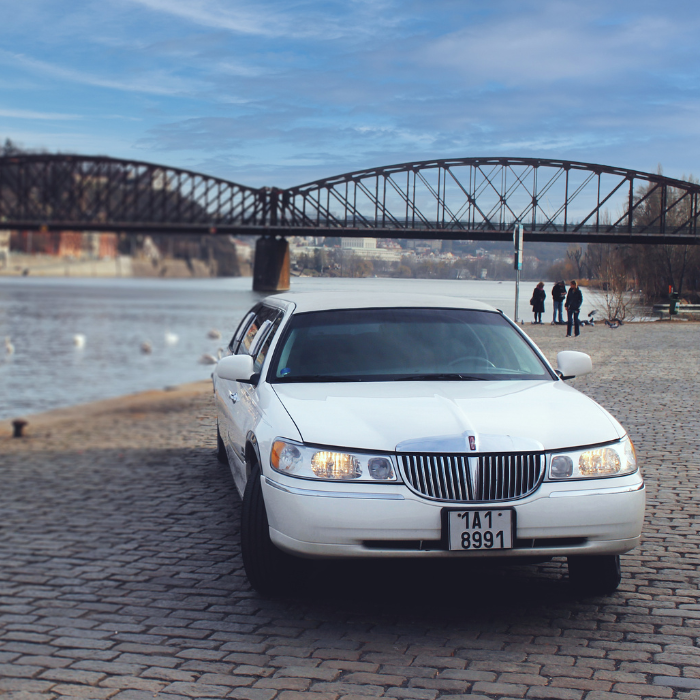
[229,391,239,404]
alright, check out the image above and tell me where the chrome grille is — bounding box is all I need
[400,453,471,500]
[474,453,544,501]
[399,452,544,502]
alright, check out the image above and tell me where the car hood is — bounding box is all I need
[272,380,625,453]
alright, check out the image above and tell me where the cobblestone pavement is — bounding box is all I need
[1,322,699,700]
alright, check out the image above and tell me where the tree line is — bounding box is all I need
[548,172,700,303]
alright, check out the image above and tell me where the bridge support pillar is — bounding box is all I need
[253,236,290,292]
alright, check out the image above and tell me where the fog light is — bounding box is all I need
[579,447,621,476]
[311,451,361,479]
[368,457,394,480]
[550,455,573,478]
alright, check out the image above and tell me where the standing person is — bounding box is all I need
[565,280,583,337]
[551,280,566,324]
[530,282,546,324]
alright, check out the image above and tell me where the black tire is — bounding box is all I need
[216,420,227,464]
[567,554,622,595]
[241,464,299,595]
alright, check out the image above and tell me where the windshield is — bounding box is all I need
[268,308,553,383]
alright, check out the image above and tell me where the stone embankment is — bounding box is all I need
[1,323,699,700]
[0,247,251,278]
[0,254,135,277]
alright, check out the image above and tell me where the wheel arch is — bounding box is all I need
[245,432,262,480]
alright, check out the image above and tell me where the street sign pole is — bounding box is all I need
[514,223,523,322]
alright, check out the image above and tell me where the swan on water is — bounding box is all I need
[73,334,86,348]
[198,347,224,364]
[207,329,222,340]
[164,332,179,346]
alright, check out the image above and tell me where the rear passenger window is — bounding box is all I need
[238,306,280,356]
[229,310,257,354]
[253,314,283,373]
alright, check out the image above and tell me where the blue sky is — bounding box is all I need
[1,0,699,187]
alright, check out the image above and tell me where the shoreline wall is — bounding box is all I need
[0,253,252,278]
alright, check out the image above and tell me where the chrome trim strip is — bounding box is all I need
[264,476,405,500]
[549,481,645,498]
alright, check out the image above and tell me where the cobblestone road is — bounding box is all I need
[1,322,699,700]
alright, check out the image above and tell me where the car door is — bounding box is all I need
[217,306,259,474]
[222,305,282,489]
[233,307,284,467]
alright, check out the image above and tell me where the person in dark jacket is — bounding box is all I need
[531,281,546,324]
[551,280,566,324]
[565,280,583,337]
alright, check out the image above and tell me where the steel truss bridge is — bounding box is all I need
[2,154,700,245]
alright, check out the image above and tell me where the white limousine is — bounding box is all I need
[213,290,645,595]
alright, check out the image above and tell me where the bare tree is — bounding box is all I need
[1,138,23,156]
[566,246,585,278]
[629,171,700,299]
[596,245,635,321]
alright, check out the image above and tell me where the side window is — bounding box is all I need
[238,306,279,356]
[253,314,283,373]
[229,308,258,354]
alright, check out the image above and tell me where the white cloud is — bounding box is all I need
[2,0,700,186]
[217,61,266,79]
[0,129,138,156]
[118,0,405,41]
[121,0,334,38]
[416,2,692,87]
[0,107,81,120]
[0,50,203,97]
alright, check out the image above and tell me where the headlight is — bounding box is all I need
[270,439,399,482]
[548,437,637,480]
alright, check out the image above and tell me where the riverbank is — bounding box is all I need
[0,379,212,442]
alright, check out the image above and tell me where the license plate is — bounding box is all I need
[447,509,513,551]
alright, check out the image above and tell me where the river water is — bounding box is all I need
[0,276,600,420]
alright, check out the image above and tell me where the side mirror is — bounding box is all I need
[215,354,257,383]
[556,351,592,380]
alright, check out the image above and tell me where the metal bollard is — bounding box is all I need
[12,419,28,438]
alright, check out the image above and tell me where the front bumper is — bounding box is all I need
[262,472,645,559]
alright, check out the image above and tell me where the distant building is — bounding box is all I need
[10,231,117,258]
[230,237,252,262]
[84,232,118,259]
[341,238,377,250]
[405,239,441,252]
[342,247,402,263]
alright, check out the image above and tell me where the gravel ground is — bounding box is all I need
[1,321,699,700]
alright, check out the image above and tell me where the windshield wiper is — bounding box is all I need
[275,373,489,383]
[276,375,365,383]
[392,373,487,381]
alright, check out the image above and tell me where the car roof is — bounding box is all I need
[268,290,498,314]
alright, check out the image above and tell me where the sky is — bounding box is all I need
[1,0,700,188]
